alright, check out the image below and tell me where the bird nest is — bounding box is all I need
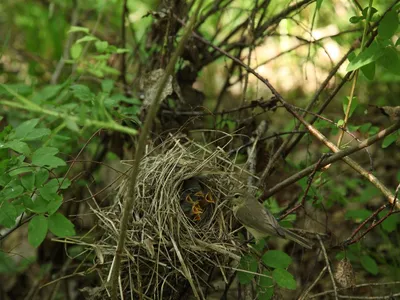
[90,134,251,299]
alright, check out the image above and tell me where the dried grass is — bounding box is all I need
[90,133,252,299]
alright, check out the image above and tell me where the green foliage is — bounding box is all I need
[237,254,258,284]
[238,248,298,296]
[360,255,379,275]
[262,250,292,269]
[0,119,75,248]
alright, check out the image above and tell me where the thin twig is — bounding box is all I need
[317,235,338,300]
[108,1,205,299]
[298,265,327,300]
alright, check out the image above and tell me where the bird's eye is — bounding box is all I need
[233,193,240,199]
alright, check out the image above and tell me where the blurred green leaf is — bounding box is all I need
[0,252,17,274]
[360,255,378,275]
[378,10,398,39]
[379,212,399,232]
[4,140,31,156]
[378,47,400,76]
[346,42,384,72]
[0,200,17,228]
[262,250,292,269]
[70,84,95,102]
[1,185,24,199]
[361,62,375,80]
[382,133,397,148]
[21,173,35,191]
[342,96,358,118]
[35,169,49,187]
[345,209,371,221]
[47,194,63,215]
[237,254,258,285]
[257,271,274,300]
[95,41,109,53]
[32,147,65,168]
[48,213,75,238]
[272,268,296,290]
[76,35,97,44]
[28,215,48,248]
[68,26,90,34]
[70,43,83,60]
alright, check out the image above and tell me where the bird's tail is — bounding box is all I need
[282,228,313,249]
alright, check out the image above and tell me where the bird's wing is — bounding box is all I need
[234,200,285,237]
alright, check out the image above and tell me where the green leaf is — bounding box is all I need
[0,201,17,228]
[95,41,109,53]
[0,252,17,274]
[47,194,63,215]
[378,10,399,39]
[346,42,384,72]
[68,26,90,34]
[58,178,71,190]
[21,173,35,191]
[76,35,97,44]
[35,169,49,187]
[360,62,375,80]
[24,196,48,213]
[28,215,48,248]
[359,122,372,133]
[65,119,80,132]
[70,84,94,102]
[48,213,76,238]
[379,213,398,232]
[1,185,24,199]
[34,84,64,102]
[345,209,371,221]
[32,147,66,168]
[262,250,292,269]
[116,48,130,54]
[70,43,83,60]
[257,271,274,300]
[23,128,51,141]
[382,134,397,148]
[272,268,296,290]
[342,96,358,118]
[361,7,377,19]
[39,181,59,201]
[378,47,400,76]
[237,254,258,285]
[101,79,114,94]
[13,119,39,139]
[4,140,31,155]
[349,16,363,24]
[252,238,266,252]
[360,255,378,275]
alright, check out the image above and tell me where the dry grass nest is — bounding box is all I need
[90,134,254,299]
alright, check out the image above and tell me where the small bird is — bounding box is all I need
[229,190,313,249]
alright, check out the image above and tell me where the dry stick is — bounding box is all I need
[337,0,373,147]
[344,184,400,246]
[278,154,327,220]
[51,0,79,84]
[276,106,399,207]
[309,281,400,298]
[317,235,338,300]
[108,1,205,299]
[119,0,130,96]
[184,17,400,207]
[260,120,400,207]
[298,265,327,300]
[260,46,354,183]
[283,0,397,157]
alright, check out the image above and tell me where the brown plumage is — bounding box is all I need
[230,190,313,249]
